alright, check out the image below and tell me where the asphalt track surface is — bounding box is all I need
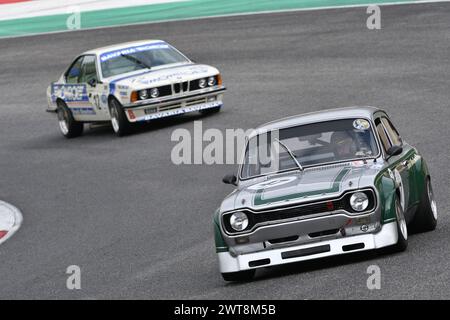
[0,2,449,299]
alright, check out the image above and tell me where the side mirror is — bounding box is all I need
[88,78,97,87]
[222,174,237,186]
[386,145,403,158]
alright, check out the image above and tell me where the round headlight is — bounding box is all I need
[350,192,369,212]
[229,212,249,231]
[207,76,216,86]
[150,88,159,98]
[199,78,207,88]
[138,90,149,100]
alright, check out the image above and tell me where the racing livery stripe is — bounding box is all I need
[253,167,351,206]
[109,70,156,95]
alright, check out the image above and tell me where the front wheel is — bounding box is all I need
[57,101,83,138]
[109,98,132,137]
[221,269,255,282]
[392,195,408,252]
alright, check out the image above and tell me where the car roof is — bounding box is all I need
[82,40,166,56]
[250,106,385,138]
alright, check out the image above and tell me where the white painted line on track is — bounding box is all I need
[0,200,23,246]
[0,0,187,21]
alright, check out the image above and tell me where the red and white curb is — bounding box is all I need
[0,200,23,245]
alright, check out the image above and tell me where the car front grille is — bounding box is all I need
[252,200,346,225]
[222,189,376,234]
[173,81,188,94]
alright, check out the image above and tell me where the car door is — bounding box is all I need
[78,55,111,121]
[61,56,91,119]
[375,115,413,218]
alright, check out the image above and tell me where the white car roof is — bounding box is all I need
[82,39,166,56]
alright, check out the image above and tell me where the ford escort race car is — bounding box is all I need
[215,107,437,281]
[46,40,226,137]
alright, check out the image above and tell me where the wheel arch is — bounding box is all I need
[375,173,398,224]
[213,209,228,253]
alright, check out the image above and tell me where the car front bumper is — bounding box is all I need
[218,221,398,273]
[123,86,226,122]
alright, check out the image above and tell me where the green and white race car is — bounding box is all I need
[215,107,437,281]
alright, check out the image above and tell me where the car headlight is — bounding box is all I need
[199,78,207,88]
[150,88,159,98]
[229,212,249,231]
[350,192,369,212]
[138,90,148,100]
[207,76,216,86]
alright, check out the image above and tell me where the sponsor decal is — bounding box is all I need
[51,84,88,102]
[135,67,210,85]
[351,160,365,167]
[247,177,298,191]
[100,42,168,62]
[353,119,371,130]
[253,167,351,206]
[139,101,221,121]
[71,107,96,115]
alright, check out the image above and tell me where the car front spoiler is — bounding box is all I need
[218,221,398,273]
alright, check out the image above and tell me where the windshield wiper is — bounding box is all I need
[120,54,152,69]
[274,138,304,171]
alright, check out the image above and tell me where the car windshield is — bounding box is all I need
[99,42,190,78]
[241,118,379,179]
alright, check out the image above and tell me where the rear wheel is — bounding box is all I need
[410,178,437,233]
[109,98,131,137]
[221,269,255,282]
[57,101,83,138]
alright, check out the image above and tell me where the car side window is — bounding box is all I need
[381,117,402,146]
[65,56,84,84]
[375,118,392,153]
[79,55,98,84]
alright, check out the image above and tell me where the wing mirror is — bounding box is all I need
[88,78,97,87]
[386,145,403,159]
[222,174,237,186]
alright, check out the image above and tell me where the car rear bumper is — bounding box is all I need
[218,221,398,273]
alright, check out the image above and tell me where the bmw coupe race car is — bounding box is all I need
[46,40,226,137]
[215,107,437,281]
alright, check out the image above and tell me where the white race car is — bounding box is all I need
[46,40,226,137]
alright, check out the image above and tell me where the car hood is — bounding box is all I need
[108,63,219,89]
[220,161,384,212]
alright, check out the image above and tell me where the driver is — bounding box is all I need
[331,131,356,160]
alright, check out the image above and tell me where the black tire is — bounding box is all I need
[392,195,408,252]
[200,106,221,116]
[56,101,83,138]
[409,177,437,233]
[221,269,255,282]
[109,98,132,137]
